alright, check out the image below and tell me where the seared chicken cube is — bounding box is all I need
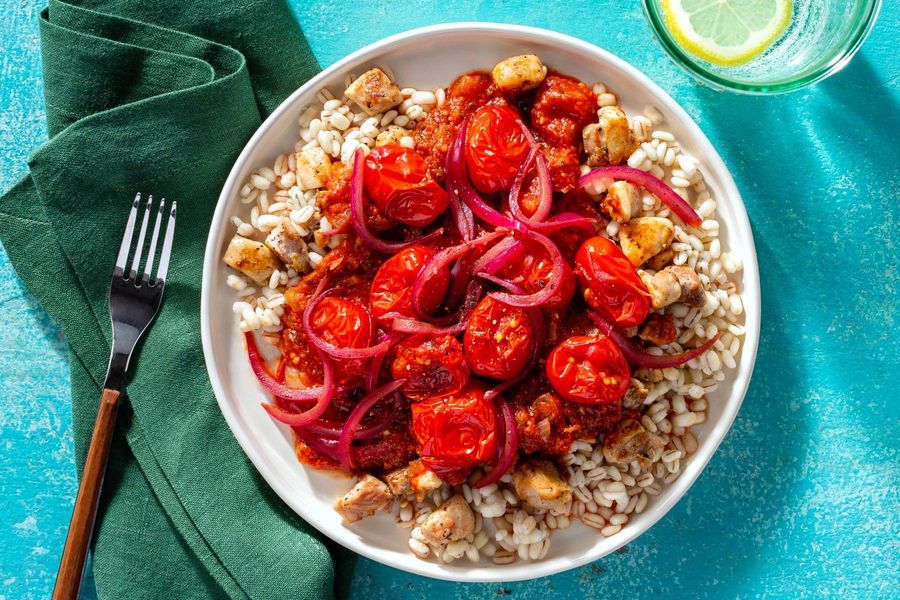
[375,125,410,147]
[334,475,392,523]
[646,246,676,271]
[623,377,650,409]
[296,146,331,191]
[646,268,681,309]
[344,68,403,116]
[491,54,546,94]
[668,265,706,307]
[265,219,309,272]
[222,236,281,285]
[385,460,443,501]
[584,106,638,167]
[620,217,675,267]
[420,495,475,546]
[603,418,664,470]
[639,313,677,346]
[513,458,572,514]
[601,181,639,223]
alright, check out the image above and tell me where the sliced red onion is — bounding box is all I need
[337,380,406,471]
[364,331,402,392]
[576,166,702,227]
[410,230,505,320]
[246,331,330,403]
[477,272,527,294]
[471,236,523,275]
[299,396,399,441]
[294,427,340,460]
[488,229,565,308]
[302,276,393,360]
[350,148,445,252]
[530,211,597,235]
[508,146,552,225]
[446,119,525,232]
[475,399,518,488]
[262,348,336,427]
[589,311,721,368]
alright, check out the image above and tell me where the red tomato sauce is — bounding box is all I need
[275,68,641,479]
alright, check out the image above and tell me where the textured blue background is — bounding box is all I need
[1,1,898,599]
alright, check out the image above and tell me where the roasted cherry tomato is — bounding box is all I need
[309,296,373,381]
[411,382,497,482]
[530,74,596,147]
[363,144,449,227]
[369,245,449,325]
[464,296,536,379]
[546,335,630,404]
[574,236,650,328]
[496,240,576,309]
[465,103,530,194]
[391,334,470,401]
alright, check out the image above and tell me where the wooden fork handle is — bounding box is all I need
[53,388,121,600]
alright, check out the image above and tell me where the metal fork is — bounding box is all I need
[53,194,176,600]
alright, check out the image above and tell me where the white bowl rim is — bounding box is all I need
[200,22,761,582]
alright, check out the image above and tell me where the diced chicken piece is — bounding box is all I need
[600,181,639,223]
[634,366,664,383]
[646,246,676,271]
[603,419,665,470]
[619,216,675,267]
[264,219,309,271]
[667,265,706,307]
[375,125,409,147]
[385,460,443,501]
[296,146,331,191]
[334,475,393,523]
[623,377,650,409]
[639,313,677,346]
[419,495,475,546]
[491,54,546,94]
[344,68,403,116]
[646,268,681,309]
[513,458,572,514]
[584,106,638,167]
[222,236,281,285]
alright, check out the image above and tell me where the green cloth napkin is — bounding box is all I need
[0,1,356,597]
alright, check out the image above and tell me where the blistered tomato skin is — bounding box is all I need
[546,335,631,404]
[574,236,651,328]
[464,296,536,379]
[391,334,470,401]
[369,245,449,325]
[411,383,498,482]
[465,103,531,194]
[309,296,374,381]
[363,144,449,227]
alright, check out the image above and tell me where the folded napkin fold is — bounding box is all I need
[0,1,355,597]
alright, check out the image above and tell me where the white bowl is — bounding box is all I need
[201,23,761,582]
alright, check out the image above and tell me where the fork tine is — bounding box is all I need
[154,201,176,284]
[115,193,141,274]
[129,195,152,278]
[142,199,165,282]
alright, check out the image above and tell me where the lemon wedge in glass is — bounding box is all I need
[662,0,793,67]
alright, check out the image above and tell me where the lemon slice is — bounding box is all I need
[662,0,792,67]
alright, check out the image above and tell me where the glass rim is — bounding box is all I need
[642,0,884,94]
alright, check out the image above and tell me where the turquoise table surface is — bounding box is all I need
[1,1,898,598]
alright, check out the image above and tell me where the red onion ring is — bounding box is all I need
[589,311,721,368]
[337,380,406,471]
[446,118,526,232]
[350,147,445,252]
[246,331,332,403]
[262,348,336,427]
[410,230,506,321]
[302,276,393,360]
[294,427,340,460]
[508,146,552,225]
[576,166,702,228]
[530,211,597,235]
[475,398,518,488]
[476,272,526,294]
[364,331,402,392]
[299,394,400,441]
[488,229,564,308]
[471,236,524,275]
